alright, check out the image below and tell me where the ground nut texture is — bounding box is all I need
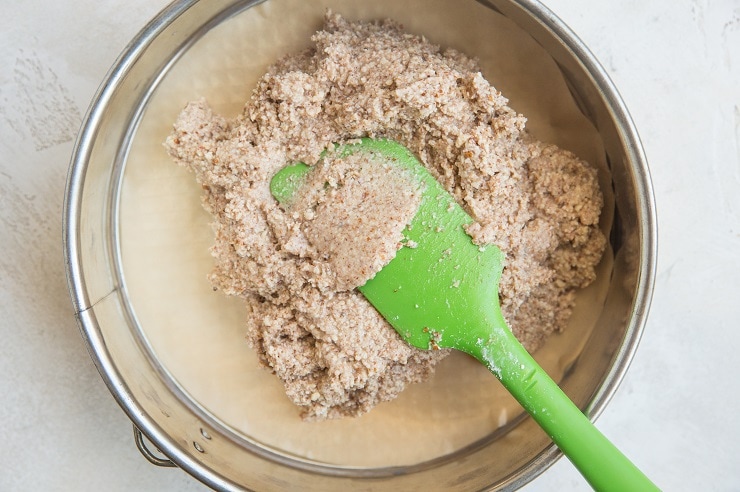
[165,12,606,420]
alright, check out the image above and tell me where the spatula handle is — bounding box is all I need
[469,321,658,492]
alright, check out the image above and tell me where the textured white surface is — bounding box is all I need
[0,0,738,490]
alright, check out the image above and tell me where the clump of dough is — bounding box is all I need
[282,148,424,291]
[166,12,606,420]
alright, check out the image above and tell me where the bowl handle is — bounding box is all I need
[133,425,177,468]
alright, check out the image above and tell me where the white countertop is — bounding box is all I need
[1,0,738,490]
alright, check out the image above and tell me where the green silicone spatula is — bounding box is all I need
[271,138,657,491]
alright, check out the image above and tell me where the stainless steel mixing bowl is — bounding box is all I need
[64,0,656,489]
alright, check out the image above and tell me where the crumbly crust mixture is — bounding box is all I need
[166,12,606,420]
[283,149,423,292]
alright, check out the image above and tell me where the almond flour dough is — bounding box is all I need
[281,148,424,292]
[165,12,606,420]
